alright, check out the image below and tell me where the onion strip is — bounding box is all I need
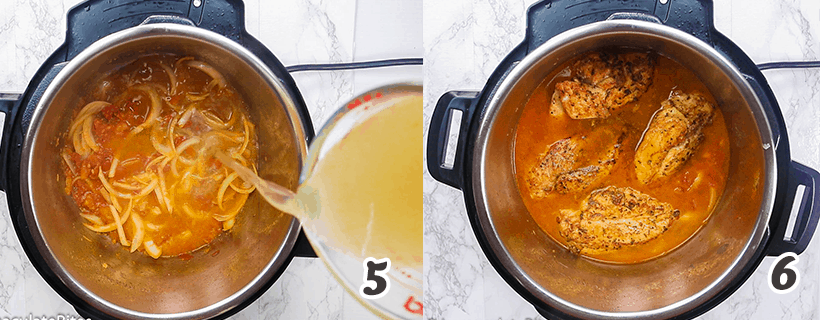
[108,157,119,178]
[229,180,255,194]
[109,204,129,246]
[83,223,117,233]
[61,152,77,175]
[158,169,172,213]
[113,181,144,191]
[199,110,229,129]
[150,128,173,156]
[99,169,157,199]
[98,169,136,199]
[129,87,162,137]
[83,201,130,233]
[146,155,166,170]
[186,93,209,101]
[178,106,196,127]
[100,188,122,212]
[82,116,99,152]
[159,63,177,95]
[72,126,88,156]
[186,60,227,88]
[129,213,145,253]
[80,213,103,225]
[218,172,238,210]
[144,240,162,259]
[70,101,110,137]
[213,194,248,221]
[234,118,251,157]
[223,218,235,231]
[168,117,178,154]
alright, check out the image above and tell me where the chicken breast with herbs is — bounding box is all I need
[634,92,715,184]
[558,186,680,255]
[527,127,626,198]
[550,52,656,119]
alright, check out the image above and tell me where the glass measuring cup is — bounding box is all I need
[220,84,422,319]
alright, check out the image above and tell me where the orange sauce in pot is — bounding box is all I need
[513,50,731,263]
[61,54,258,258]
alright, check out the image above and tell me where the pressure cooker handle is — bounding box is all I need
[0,95,19,192]
[767,161,820,256]
[65,0,246,60]
[426,91,479,190]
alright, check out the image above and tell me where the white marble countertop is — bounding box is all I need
[423,0,820,319]
[0,0,421,319]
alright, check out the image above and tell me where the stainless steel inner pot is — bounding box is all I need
[473,20,776,318]
[20,23,308,318]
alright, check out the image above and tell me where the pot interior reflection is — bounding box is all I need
[22,24,307,318]
[474,21,775,318]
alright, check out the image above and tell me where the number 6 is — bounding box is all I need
[768,252,800,294]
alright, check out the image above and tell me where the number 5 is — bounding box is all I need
[360,257,391,299]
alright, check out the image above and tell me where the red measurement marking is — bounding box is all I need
[348,92,383,110]
[347,99,362,109]
[404,296,423,315]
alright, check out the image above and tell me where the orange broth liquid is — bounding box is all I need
[513,50,730,263]
[62,54,257,258]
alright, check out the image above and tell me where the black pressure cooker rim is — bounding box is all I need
[0,0,316,319]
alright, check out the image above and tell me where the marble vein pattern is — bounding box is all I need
[423,0,820,319]
[0,0,410,319]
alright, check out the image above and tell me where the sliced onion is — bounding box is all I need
[143,240,162,259]
[82,115,99,152]
[129,86,162,137]
[80,213,103,225]
[108,157,119,178]
[150,128,173,157]
[218,172,238,210]
[199,109,229,129]
[176,137,201,155]
[213,194,248,221]
[159,63,177,95]
[62,151,77,175]
[129,213,145,253]
[84,223,117,233]
[186,60,227,89]
[234,117,251,157]
[113,180,144,191]
[186,92,209,101]
[108,204,129,247]
[178,106,196,127]
[223,218,235,231]
[98,169,135,199]
[145,154,166,170]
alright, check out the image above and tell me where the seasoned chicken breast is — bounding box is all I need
[550,52,656,119]
[558,186,680,255]
[635,92,715,184]
[527,128,626,198]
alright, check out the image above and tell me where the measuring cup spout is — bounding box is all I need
[214,151,302,218]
